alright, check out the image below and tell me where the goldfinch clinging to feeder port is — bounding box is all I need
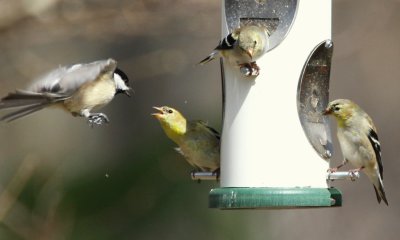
[0,59,132,126]
[152,106,220,172]
[199,25,269,76]
[324,99,388,205]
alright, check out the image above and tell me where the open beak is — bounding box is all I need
[124,88,134,97]
[152,106,164,119]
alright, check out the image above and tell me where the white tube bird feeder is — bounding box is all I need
[205,0,351,209]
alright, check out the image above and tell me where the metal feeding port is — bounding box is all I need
[327,171,360,181]
[224,0,298,77]
[297,40,334,161]
[224,0,298,50]
[191,171,219,181]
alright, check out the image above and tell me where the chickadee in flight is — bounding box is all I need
[0,58,132,126]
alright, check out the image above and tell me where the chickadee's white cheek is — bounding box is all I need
[113,74,129,91]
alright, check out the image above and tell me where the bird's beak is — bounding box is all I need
[124,88,133,97]
[152,106,164,119]
[323,108,331,115]
[246,48,254,59]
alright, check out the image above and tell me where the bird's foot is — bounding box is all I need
[327,167,338,173]
[348,167,364,180]
[239,62,260,77]
[212,168,220,181]
[190,170,202,184]
[250,62,260,76]
[87,113,109,127]
[348,167,364,174]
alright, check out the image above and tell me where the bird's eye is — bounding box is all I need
[167,109,173,114]
[334,107,340,111]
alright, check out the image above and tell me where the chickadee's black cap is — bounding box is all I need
[114,68,129,84]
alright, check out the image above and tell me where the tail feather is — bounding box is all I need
[0,90,67,122]
[0,90,64,109]
[198,51,218,65]
[373,185,382,204]
[373,179,388,206]
[1,103,50,122]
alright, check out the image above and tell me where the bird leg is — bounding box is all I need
[239,62,260,77]
[87,113,109,127]
[212,168,220,182]
[327,159,348,173]
[190,170,202,184]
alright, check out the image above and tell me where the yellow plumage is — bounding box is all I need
[153,106,220,172]
[324,99,388,205]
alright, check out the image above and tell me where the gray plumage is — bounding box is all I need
[28,59,116,94]
[0,59,131,125]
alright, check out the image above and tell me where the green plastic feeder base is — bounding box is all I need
[209,187,342,209]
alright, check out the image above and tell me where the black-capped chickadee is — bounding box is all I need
[0,58,132,126]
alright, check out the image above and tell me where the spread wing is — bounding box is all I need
[28,58,117,95]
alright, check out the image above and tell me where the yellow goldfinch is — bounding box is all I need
[199,25,269,76]
[152,106,220,172]
[324,99,388,205]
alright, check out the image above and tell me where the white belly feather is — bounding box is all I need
[63,78,116,114]
[337,128,373,168]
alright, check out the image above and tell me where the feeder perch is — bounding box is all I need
[205,0,351,209]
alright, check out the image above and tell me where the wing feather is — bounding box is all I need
[368,128,383,178]
[28,59,117,95]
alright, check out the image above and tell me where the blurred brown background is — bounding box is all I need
[0,0,399,239]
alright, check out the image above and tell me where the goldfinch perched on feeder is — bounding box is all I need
[324,99,388,205]
[152,106,220,172]
[198,25,269,76]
